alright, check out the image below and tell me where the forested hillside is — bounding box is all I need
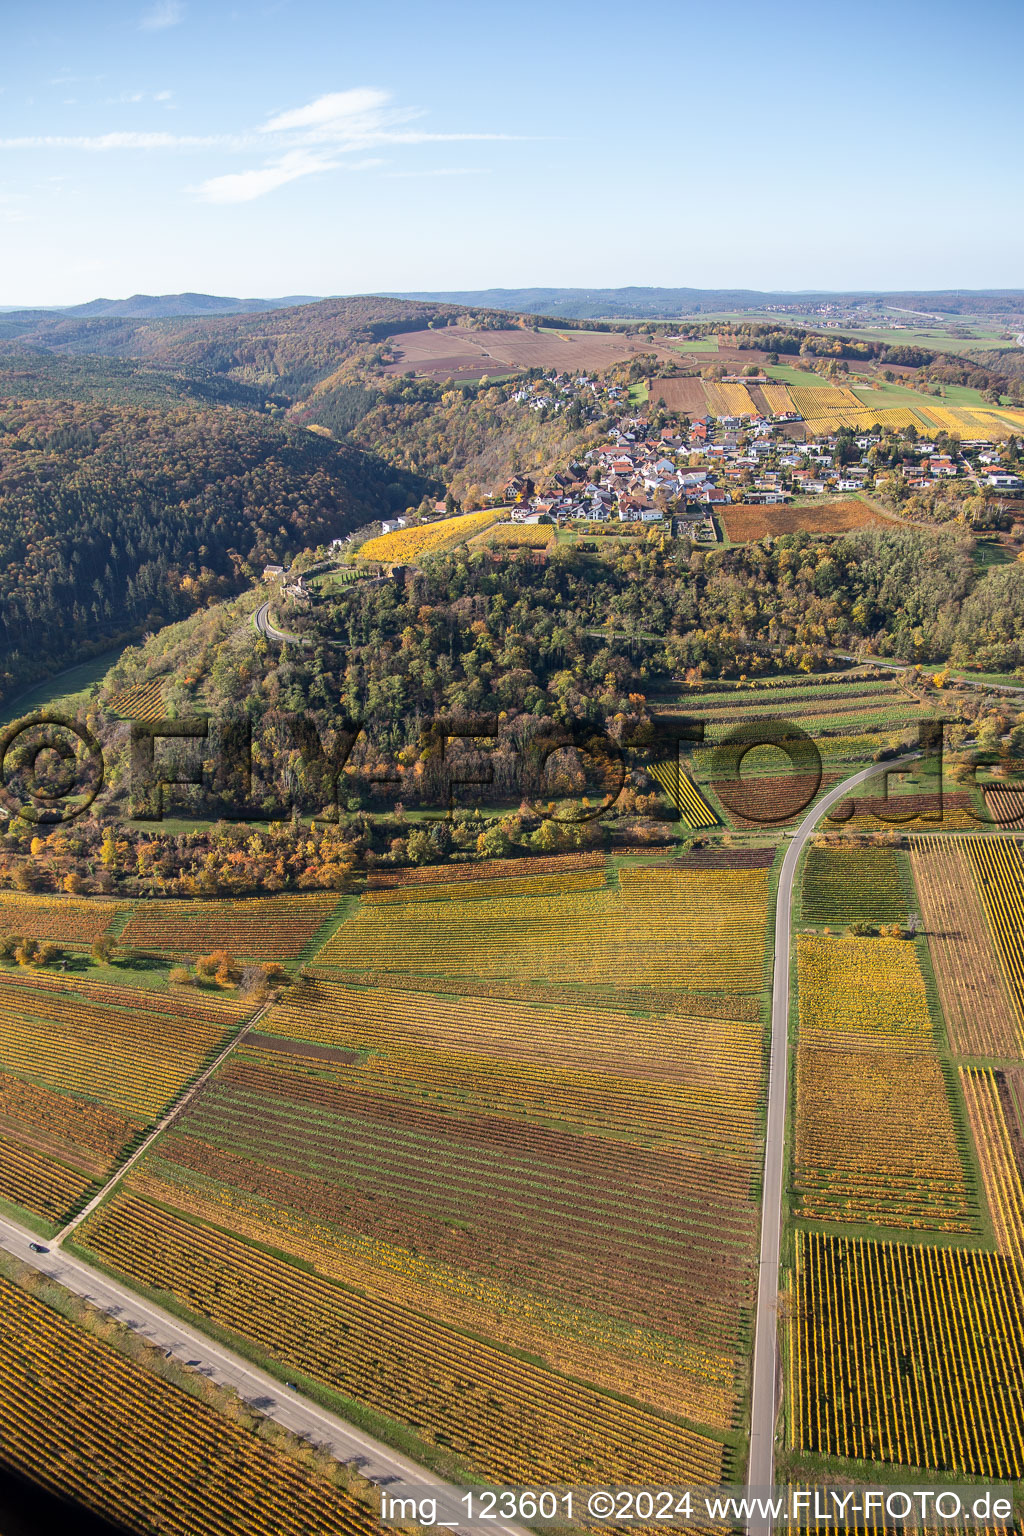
[0,348,275,410]
[0,399,429,703]
[303,376,596,501]
[93,524,1024,815]
[0,297,503,385]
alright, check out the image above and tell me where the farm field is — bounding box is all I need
[357,509,500,563]
[73,856,778,1486]
[707,772,837,830]
[637,369,937,425]
[962,836,1024,1023]
[0,968,244,1229]
[365,850,607,888]
[800,846,906,926]
[0,1268,387,1536]
[788,836,1024,1487]
[791,1230,1024,1476]
[647,376,794,420]
[313,862,769,993]
[646,377,707,414]
[381,325,679,380]
[118,890,342,961]
[960,1066,1024,1264]
[909,839,1022,1058]
[758,383,796,414]
[468,521,554,550]
[750,378,1024,440]
[829,789,979,830]
[703,382,759,417]
[658,671,940,732]
[985,786,1024,828]
[665,671,950,823]
[634,370,1001,433]
[0,891,126,946]
[791,935,977,1234]
[719,499,889,542]
[105,677,166,721]
[648,761,717,826]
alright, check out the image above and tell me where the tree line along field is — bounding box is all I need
[786,835,1024,1483]
[70,853,780,1488]
[0,1266,389,1536]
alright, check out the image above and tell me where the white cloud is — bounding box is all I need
[140,0,184,29]
[197,149,338,203]
[0,131,242,150]
[256,89,526,152]
[0,85,532,204]
[260,88,392,135]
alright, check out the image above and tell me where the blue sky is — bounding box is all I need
[2,0,1022,304]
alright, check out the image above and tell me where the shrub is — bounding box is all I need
[196,949,240,988]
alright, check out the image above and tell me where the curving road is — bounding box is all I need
[746,753,919,1534]
[253,600,305,646]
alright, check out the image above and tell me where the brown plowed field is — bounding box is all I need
[383,326,679,379]
[909,838,1021,1057]
[647,377,707,413]
[720,499,888,542]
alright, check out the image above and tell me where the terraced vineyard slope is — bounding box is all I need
[73,854,777,1488]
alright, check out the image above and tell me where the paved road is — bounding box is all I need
[745,754,918,1534]
[252,600,305,646]
[0,1210,525,1536]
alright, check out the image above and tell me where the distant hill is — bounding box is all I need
[0,292,320,320]
[386,287,1024,321]
[60,292,321,318]
[0,295,497,385]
